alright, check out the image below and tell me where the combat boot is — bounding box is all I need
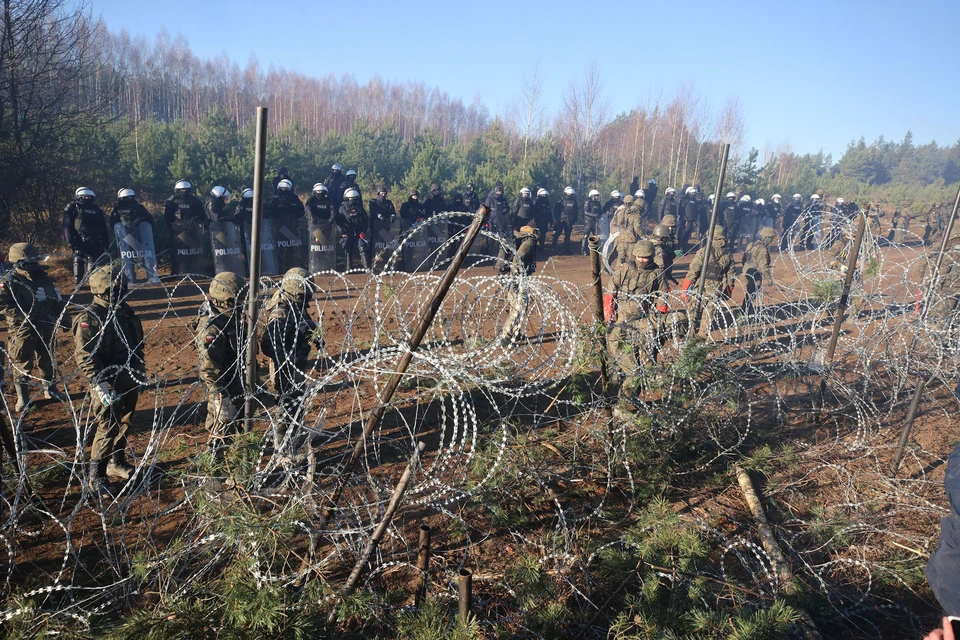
[14,383,31,413]
[43,382,67,403]
[107,450,135,481]
[88,459,116,498]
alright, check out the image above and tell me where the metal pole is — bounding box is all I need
[888,184,960,471]
[458,568,473,622]
[414,525,431,610]
[319,205,490,527]
[891,378,926,475]
[816,213,866,411]
[687,143,730,339]
[588,235,609,394]
[244,106,268,423]
[327,441,426,625]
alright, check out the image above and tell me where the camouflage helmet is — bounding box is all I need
[661,214,677,227]
[758,227,776,239]
[653,224,672,239]
[208,271,246,305]
[622,194,635,205]
[8,242,40,264]
[633,240,655,258]
[280,267,314,298]
[88,264,126,298]
[713,225,726,240]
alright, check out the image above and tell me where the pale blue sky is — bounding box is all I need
[86,0,958,160]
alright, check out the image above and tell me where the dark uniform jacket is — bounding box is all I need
[369,196,397,222]
[305,194,335,222]
[336,201,368,236]
[110,201,153,228]
[64,201,109,251]
[164,194,205,231]
[399,197,425,223]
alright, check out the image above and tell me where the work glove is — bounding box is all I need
[95,382,118,407]
[35,288,47,303]
[339,235,348,249]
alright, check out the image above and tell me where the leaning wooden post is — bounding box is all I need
[319,206,490,528]
[816,212,866,415]
[890,183,960,474]
[326,442,426,626]
[687,143,730,338]
[588,235,610,396]
[244,106,268,423]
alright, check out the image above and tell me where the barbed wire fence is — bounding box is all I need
[0,207,955,638]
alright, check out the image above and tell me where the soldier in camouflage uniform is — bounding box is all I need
[650,223,679,285]
[924,203,945,246]
[606,240,668,405]
[889,206,912,244]
[72,264,144,496]
[610,195,644,237]
[0,243,69,413]
[197,272,247,454]
[682,226,734,338]
[927,233,960,337]
[609,195,644,266]
[863,202,884,236]
[261,268,324,441]
[741,226,776,316]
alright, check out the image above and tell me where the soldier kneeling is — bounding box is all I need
[73,265,145,497]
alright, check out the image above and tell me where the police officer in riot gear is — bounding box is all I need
[368,186,397,264]
[463,184,481,211]
[602,190,623,216]
[325,164,345,207]
[306,184,335,222]
[552,186,579,254]
[337,169,361,209]
[422,183,446,217]
[399,189,425,232]
[269,180,305,272]
[205,186,234,222]
[272,166,292,193]
[163,180,207,274]
[112,189,154,228]
[533,188,552,248]
[336,188,369,270]
[64,187,110,284]
[583,189,603,254]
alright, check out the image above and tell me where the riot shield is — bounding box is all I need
[401,222,431,272]
[372,218,400,270]
[114,221,140,282]
[174,220,213,276]
[307,217,338,272]
[424,216,449,268]
[137,221,160,284]
[243,219,280,277]
[597,213,611,243]
[273,214,305,273]
[209,220,246,277]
